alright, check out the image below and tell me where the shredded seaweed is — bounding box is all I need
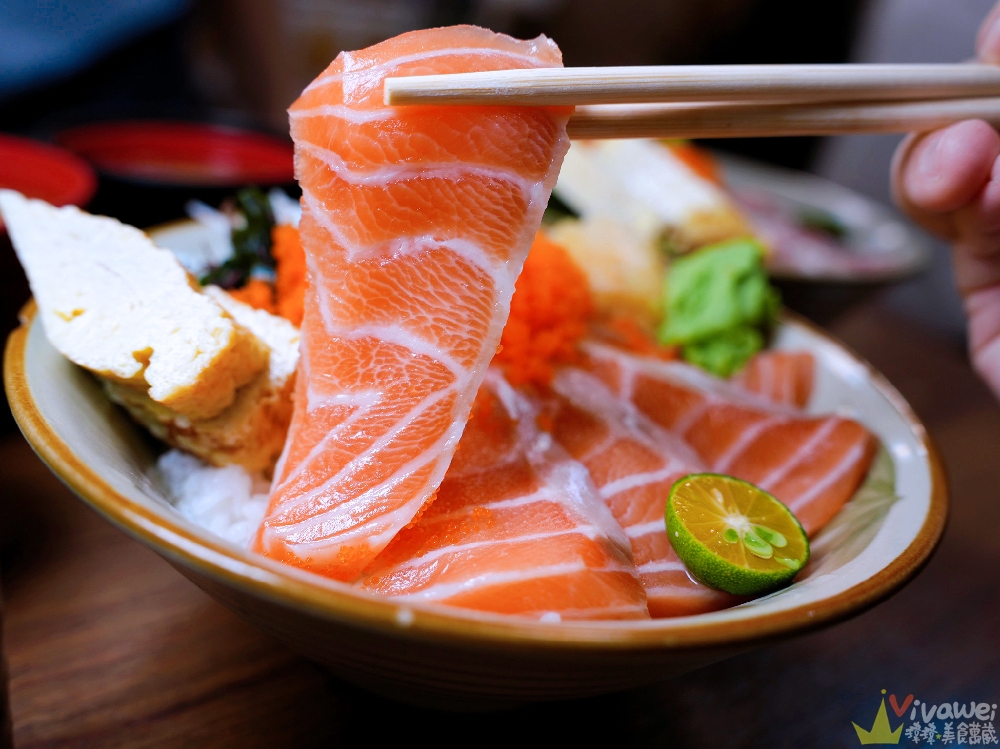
[200,187,276,288]
[541,192,579,225]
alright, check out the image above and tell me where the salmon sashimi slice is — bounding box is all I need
[544,367,736,617]
[358,371,649,621]
[257,27,572,580]
[584,342,877,535]
[735,350,815,408]
[588,319,814,408]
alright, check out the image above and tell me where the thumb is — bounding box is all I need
[891,120,1000,241]
[965,286,1000,400]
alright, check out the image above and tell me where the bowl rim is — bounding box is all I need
[716,151,934,285]
[53,120,295,188]
[4,304,948,652]
[0,133,98,209]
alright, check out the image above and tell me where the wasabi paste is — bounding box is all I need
[659,239,779,377]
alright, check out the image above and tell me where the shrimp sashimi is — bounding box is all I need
[546,368,736,617]
[735,350,815,408]
[359,372,648,620]
[256,27,571,580]
[585,343,876,535]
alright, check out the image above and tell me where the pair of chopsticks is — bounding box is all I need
[384,63,1000,139]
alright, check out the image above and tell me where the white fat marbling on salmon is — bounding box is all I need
[273,388,460,511]
[487,371,631,554]
[290,104,399,124]
[299,190,510,283]
[297,140,537,193]
[257,28,572,581]
[386,562,619,603]
[582,342,876,537]
[341,46,550,99]
[302,43,552,96]
[637,559,687,574]
[755,417,839,488]
[787,439,870,512]
[734,350,816,408]
[712,415,788,473]
[625,520,669,539]
[545,366,734,617]
[357,370,648,620]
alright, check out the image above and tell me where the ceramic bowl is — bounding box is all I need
[4,307,946,710]
[53,121,295,229]
[719,154,933,324]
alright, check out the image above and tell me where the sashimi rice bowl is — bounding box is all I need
[3,25,946,706]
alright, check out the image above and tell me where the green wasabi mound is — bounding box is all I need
[658,239,780,377]
[682,326,764,378]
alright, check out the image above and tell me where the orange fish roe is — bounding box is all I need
[534,410,554,434]
[405,491,437,530]
[664,140,723,185]
[228,278,275,313]
[467,386,507,431]
[217,224,307,325]
[599,313,679,361]
[272,224,307,326]
[494,231,594,387]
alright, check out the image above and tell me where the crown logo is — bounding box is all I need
[853,697,903,745]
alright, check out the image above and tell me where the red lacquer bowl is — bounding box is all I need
[56,121,294,187]
[0,133,97,208]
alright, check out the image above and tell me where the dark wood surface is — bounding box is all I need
[2,300,999,748]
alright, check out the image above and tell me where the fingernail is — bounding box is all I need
[978,5,1000,62]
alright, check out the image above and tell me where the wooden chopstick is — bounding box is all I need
[384,63,1000,107]
[565,97,1000,139]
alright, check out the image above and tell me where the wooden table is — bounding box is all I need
[2,300,999,748]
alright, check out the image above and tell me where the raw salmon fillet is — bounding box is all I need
[546,368,736,617]
[358,372,648,620]
[735,350,815,408]
[256,27,572,580]
[585,342,876,535]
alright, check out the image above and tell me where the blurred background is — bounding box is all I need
[1,0,869,159]
[3,0,992,342]
[0,0,994,412]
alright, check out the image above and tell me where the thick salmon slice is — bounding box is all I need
[545,368,735,617]
[735,350,815,408]
[585,342,876,535]
[256,27,572,580]
[358,372,648,620]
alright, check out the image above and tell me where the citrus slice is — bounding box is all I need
[666,473,809,596]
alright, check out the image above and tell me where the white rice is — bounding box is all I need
[157,449,269,547]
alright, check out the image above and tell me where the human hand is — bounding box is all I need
[891,1,1000,398]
